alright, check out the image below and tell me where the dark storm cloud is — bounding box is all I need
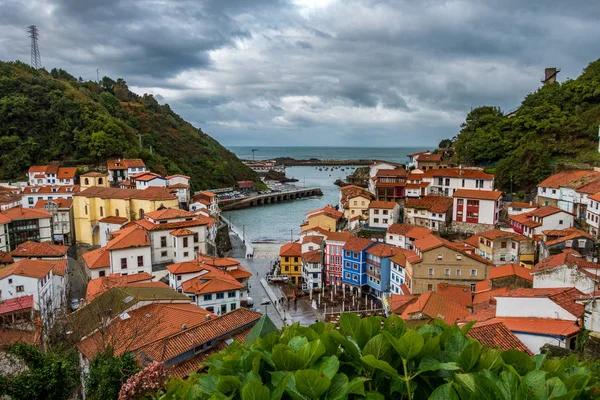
[0,0,598,146]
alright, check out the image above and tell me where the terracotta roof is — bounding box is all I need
[436,284,472,307]
[543,227,592,246]
[198,191,216,197]
[80,172,108,178]
[166,174,191,180]
[489,263,532,282]
[463,234,480,248]
[302,249,322,263]
[34,199,73,209]
[453,189,502,200]
[538,170,600,190]
[0,329,36,347]
[133,172,164,182]
[413,234,494,266]
[461,303,497,323]
[168,183,189,189]
[417,153,442,162]
[106,225,150,250]
[302,235,324,245]
[136,216,211,231]
[467,321,532,355]
[170,228,195,237]
[22,185,79,194]
[0,259,55,280]
[422,168,493,180]
[107,159,146,170]
[1,207,51,221]
[368,200,398,210]
[405,196,453,213]
[387,223,432,239]
[280,242,302,257]
[167,260,209,275]
[144,208,197,220]
[408,150,430,157]
[507,202,535,209]
[137,308,261,363]
[510,212,541,228]
[389,250,421,266]
[75,186,176,201]
[531,205,567,218]
[366,243,403,258]
[478,229,517,241]
[191,256,250,280]
[306,205,344,221]
[85,273,155,301]
[0,251,13,264]
[99,216,128,224]
[413,234,445,251]
[496,287,584,318]
[489,317,580,337]
[375,169,408,177]
[10,241,68,258]
[390,295,418,314]
[82,247,110,270]
[534,250,599,273]
[401,291,471,324]
[343,236,374,252]
[28,165,47,173]
[0,295,34,315]
[28,165,77,179]
[472,286,510,305]
[181,267,243,295]
[50,259,68,276]
[76,303,214,360]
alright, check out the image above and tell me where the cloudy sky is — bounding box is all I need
[0,0,597,147]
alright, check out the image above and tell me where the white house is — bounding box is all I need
[507,202,537,216]
[389,250,419,295]
[107,159,147,184]
[407,151,430,169]
[98,216,129,247]
[532,250,600,294]
[536,170,600,217]
[27,164,77,186]
[130,172,167,190]
[422,167,494,197]
[452,189,502,226]
[0,214,10,252]
[1,207,53,250]
[167,175,191,207]
[386,223,432,250]
[10,241,68,262]
[34,199,75,246]
[82,247,110,279]
[105,224,153,276]
[493,287,584,353]
[586,193,600,238]
[510,206,574,238]
[368,201,400,229]
[404,196,454,232]
[21,185,79,208]
[368,162,400,194]
[190,191,219,216]
[302,250,323,289]
[0,258,67,321]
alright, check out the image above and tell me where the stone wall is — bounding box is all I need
[491,276,533,290]
[447,222,494,236]
[584,331,600,360]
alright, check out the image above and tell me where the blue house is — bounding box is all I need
[365,243,404,298]
[342,236,376,291]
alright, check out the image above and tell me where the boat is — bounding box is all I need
[319,168,322,171]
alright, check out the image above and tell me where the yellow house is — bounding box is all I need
[301,205,343,232]
[74,186,179,245]
[279,242,302,283]
[80,172,110,189]
[343,193,372,219]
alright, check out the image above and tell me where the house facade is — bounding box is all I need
[341,237,375,291]
[21,185,79,208]
[510,206,574,239]
[404,196,453,232]
[373,169,408,202]
[585,193,600,237]
[423,168,494,197]
[386,223,431,250]
[34,199,75,246]
[27,164,77,186]
[1,207,52,250]
[106,159,147,184]
[452,189,502,226]
[532,251,600,294]
[302,250,323,290]
[538,228,595,260]
[323,231,352,286]
[365,244,402,298]
[368,201,400,229]
[536,170,600,217]
[279,242,302,283]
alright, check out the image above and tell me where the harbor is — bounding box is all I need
[219,186,323,211]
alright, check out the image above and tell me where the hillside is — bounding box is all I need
[0,61,260,190]
[449,59,600,194]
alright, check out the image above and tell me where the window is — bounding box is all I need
[345,261,350,267]
[345,273,350,278]
[456,269,461,276]
[183,237,189,247]
[177,275,182,281]
[28,197,34,205]
[389,235,393,240]
[85,205,88,215]
[374,218,379,223]
[121,258,127,269]
[427,284,433,292]
[139,208,145,220]
[217,293,224,299]
[84,178,89,185]
[559,220,563,225]
[436,254,443,260]
[353,252,358,258]
[16,285,24,292]
[511,242,516,249]
[470,269,477,276]
[500,255,506,261]
[565,240,573,247]
[161,250,168,257]
[501,241,507,249]
[99,270,106,277]
[294,266,298,272]
[456,254,462,260]
[194,233,199,243]
[444,268,450,276]
[8,278,12,284]
[116,208,120,217]
[353,263,358,270]
[382,210,388,215]
[374,210,379,215]
[428,268,434,275]
[98,177,103,184]
[228,291,236,298]
[231,303,237,311]
[184,251,189,257]
[552,189,556,194]
[578,239,586,247]
[161,236,167,247]
[204,294,212,301]
[137,256,143,267]
[220,304,227,314]
[462,179,465,187]
[352,274,358,280]
[345,251,350,257]
[100,206,103,217]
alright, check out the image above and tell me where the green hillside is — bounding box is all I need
[0,61,260,190]
[450,59,600,194]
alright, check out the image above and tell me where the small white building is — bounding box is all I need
[302,250,323,290]
[190,191,219,216]
[407,151,430,170]
[107,159,147,184]
[82,247,110,279]
[423,167,494,197]
[404,196,453,232]
[27,164,77,186]
[368,201,400,229]
[507,202,537,216]
[21,185,79,208]
[452,189,502,226]
[586,193,600,237]
[389,251,419,295]
[167,175,191,207]
[35,199,75,246]
[131,172,167,190]
[1,207,53,250]
[532,251,600,294]
[105,225,153,276]
[368,162,400,194]
[510,206,574,238]
[98,216,129,247]
[386,223,432,250]
[0,214,10,252]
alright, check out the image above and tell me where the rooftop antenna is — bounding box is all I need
[28,25,42,69]
[251,149,258,161]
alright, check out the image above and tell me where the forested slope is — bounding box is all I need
[0,61,259,190]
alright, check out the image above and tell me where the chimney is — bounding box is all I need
[181,324,187,330]
[205,314,211,321]
[542,68,560,85]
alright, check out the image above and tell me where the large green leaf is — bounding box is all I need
[429,382,459,400]
[347,376,369,396]
[360,355,399,376]
[314,355,340,380]
[501,349,534,376]
[358,316,383,348]
[339,313,362,341]
[471,373,511,400]
[288,336,309,351]
[417,335,441,359]
[392,330,424,360]
[241,381,270,400]
[362,334,391,361]
[416,357,460,375]
[565,374,590,392]
[216,375,241,394]
[298,340,326,368]
[270,372,291,400]
[197,375,220,394]
[524,370,547,400]
[497,370,527,400]
[453,373,477,397]
[329,330,361,359]
[442,333,470,362]
[295,369,331,398]
[272,344,304,371]
[544,377,568,399]
[364,391,385,399]
[383,313,406,338]
[476,349,504,371]
[284,375,310,400]
[459,340,481,372]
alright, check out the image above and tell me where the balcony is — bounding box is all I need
[366,259,381,268]
[366,268,380,280]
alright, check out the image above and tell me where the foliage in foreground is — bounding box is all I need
[85,347,140,400]
[0,343,80,400]
[155,314,600,399]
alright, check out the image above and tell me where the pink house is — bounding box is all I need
[323,231,353,285]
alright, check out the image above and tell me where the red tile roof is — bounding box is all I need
[1,207,51,221]
[538,170,600,190]
[99,216,129,224]
[479,229,517,241]
[132,172,164,182]
[401,291,471,324]
[106,225,150,250]
[34,198,73,209]
[28,165,77,179]
[306,205,344,221]
[530,205,567,218]
[489,317,580,337]
[463,234,480,248]
[0,329,36,347]
[280,242,302,257]
[467,321,532,354]
[302,249,322,263]
[389,249,421,266]
[302,235,324,245]
[368,200,398,210]
[10,241,68,258]
[543,227,592,246]
[343,236,374,252]
[417,153,442,162]
[144,208,197,220]
[366,243,403,258]
[489,263,532,282]
[405,196,453,213]
[167,260,209,275]
[423,168,493,179]
[170,228,196,237]
[136,216,212,231]
[507,202,536,209]
[0,295,34,315]
[76,186,176,201]
[472,286,510,305]
[82,247,110,270]
[436,284,473,307]
[375,169,408,177]
[85,273,155,302]
[107,159,146,170]
[181,267,243,295]
[390,294,418,314]
[453,189,502,201]
[534,250,599,273]
[496,287,584,318]
[80,172,108,178]
[0,251,13,264]
[22,185,79,194]
[387,223,432,239]
[0,259,55,280]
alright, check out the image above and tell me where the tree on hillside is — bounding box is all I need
[85,348,140,400]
